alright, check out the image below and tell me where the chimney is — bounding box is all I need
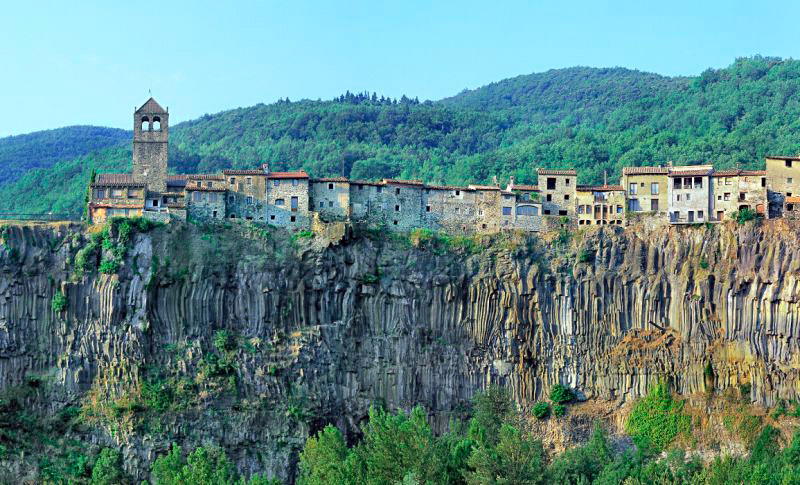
[603,170,607,187]
[492,175,498,186]
[261,162,270,174]
[509,176,515,187]
[667,160,673,168]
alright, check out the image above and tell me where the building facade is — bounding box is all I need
[667,166,713,223]
[621,167,669,214]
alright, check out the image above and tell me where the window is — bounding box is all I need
[377,186,382,193]
[395,205,400,212]
[650,199,658,211]
[291,197,298,210]
[566,178,571,186]
[789,204,795,211]
[502,206,512,215]
[140,116,149,131]
[676,194,681,201]
[206,181,212,188]
[789,178,794,184]
[478,209,483,216]
[273,180,280,187]
[564,194,570,200]
[617,205,623,214]
[275,198,285,206]
[651,183,659,195]
[455,190,461,196]
[95,189,105,198]
[546,194,552,202]
[686,193,691,201]
[544,210,551,215]
[673,211,679,221]
[270,215,275,220]
[547,178,556,190]
[247,196,253,205]
[246,177,252,185]
[694,177,703,189]
[395,188,400,195]
[454,208,459,214]
[717,195,722,201]
[717,178,723,186]
[578,206,584,214]
[229,195,235,203]
[724,193,730,201]
[393,220,398,225]
[319,201,324,208]
[739,192,746,201]
[761,178,766,187]
[358,185,363,190]
[213,210,218,218]
[193,192,202,202]
[516,205,538,216]
[698,210,704,220]
[292,179,299,186]
[330,183,335,190]
[725,178,732,186]
[674,178,682,189]
[111,188,124,198]
[328,201,333,207]
[688,211,695,222]
[559,210,567,215]
[629,183,637,195]
[209,193,217,203]
[683,177,692,188]
[503,194,512,200]
[787,160,793,168]
[291,216,296,222]
[426,205,431,212]
[230,177,235,185]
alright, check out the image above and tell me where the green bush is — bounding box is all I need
[625,381,691,450]
[213,330,236,352]
[553,404,567,418]
[98,258,119,274]
[578,249,595,263]
[549,384,576,404]
[733,207,757,225]
[532,402,550,419]
[90,448,126,485]
[51,290,67,313]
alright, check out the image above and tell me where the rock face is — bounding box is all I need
[1,220,800,482]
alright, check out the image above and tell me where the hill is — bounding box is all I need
[3,56,800,216]
[0,126,128,189]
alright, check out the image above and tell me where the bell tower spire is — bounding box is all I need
[132,97,169,192]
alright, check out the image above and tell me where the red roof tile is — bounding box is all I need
[787,196,800,204]
[267,171,309,179]
[94,173,146,187]
[622,166,670,175]
[187,174,225,181]
[741,170,766,176]
[223,169,266,176]
[537,169,576,176]
[712,170,741,177]
[668,169,713,177]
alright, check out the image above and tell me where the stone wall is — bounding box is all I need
[266,177,310,228]
[310,180,350,220]
[187,189,226,221]
[538,171,576,216]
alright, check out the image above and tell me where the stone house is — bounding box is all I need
[621,166,669,214]
[711,169,767,221]
[186,175,227,221]
[537,169,576,216]
[423,184,478,233]
[576,185,625,225]
[223,169,267,221]
[89,174,146,223]
[266,171,310,227]
[784,196,800,220]
[765,156,800,218]
[310,177,350,220]
[667,166,713,223]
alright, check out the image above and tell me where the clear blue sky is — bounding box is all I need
[1,0,798,137]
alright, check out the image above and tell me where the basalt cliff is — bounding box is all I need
[1,219,799,482]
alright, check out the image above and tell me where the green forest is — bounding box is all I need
[3,56,800,216]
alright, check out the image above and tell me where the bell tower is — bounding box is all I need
[132,97,169,192]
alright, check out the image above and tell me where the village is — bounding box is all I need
[88,98,800,232]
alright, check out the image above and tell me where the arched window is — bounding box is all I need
[141,116,149,131]
[152,116,161,131]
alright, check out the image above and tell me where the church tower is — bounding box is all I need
[132,98,169,192]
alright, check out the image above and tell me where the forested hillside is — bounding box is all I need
[0,126,128,188]
[3,56,800,216]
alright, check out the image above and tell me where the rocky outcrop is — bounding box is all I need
[1,220,800,481]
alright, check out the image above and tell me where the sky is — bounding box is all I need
[1,0,799,137]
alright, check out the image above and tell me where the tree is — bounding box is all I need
[468,386,516,447]
[90,448,127,485]
[298,425,350,485]
[466,424,545,485]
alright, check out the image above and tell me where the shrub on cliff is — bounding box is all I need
[150,443,275,485]
[466,424,545,485]
[532,402,550,419]
[51,290,67,313]
[90,448,126,485]
[625,382,691,450]
[549,384,575,404]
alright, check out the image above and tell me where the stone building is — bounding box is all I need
[765,155,800,218]
[223,169,267,221]
[621,166,669,214]
[667,165,713,224]
[266,171,310,227]
[576,185,625,225]
[310,178,350,220]
[185,175,227,221]
[132,98,169,193]
[537,169,576,216]
[711,169,767,221]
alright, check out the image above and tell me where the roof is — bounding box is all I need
[712,169,741,177]
[425,184,474,191]
[509,184,539,191]
[468,184,502,191]
[381,178,424,186]
[349,180,382,187]
[312,177,349,183]
[267,171,309,179]
[166,176,187,187]
[787,196,800,204]
[186,186,227,192]
[223,169,266,176]
[89,202,145,209]
[537,169,576,176]
[668,169,713,177]
[135,97,167,114]
[576,184,624,192]
[186,174,225,181]
[767,155,800,161]
[741,170,766,176]
[622,166,670,175]
[93,173,146,187]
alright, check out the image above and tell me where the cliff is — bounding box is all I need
[1,219,799,482]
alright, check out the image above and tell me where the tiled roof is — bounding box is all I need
[741,170,766,176]
[223,169,266,176]
[136,97,167,114]
[786,196,800,204]
[425,184,475,191]
[712,170,741,177]
[349,180,382,187]
[381,178,424,186]
[94,173,146,187]
[186,174,225,181]
[469,184,502,191]
[668,169,712,177]
[576,184,624,192]
[312,177,349,183]
[767,155,800,161]
[537,169,576,176]
[509,184,539,191]
[89,202,144,209]
[622,166,670,175]
[267,171,309,179]
[186,186,227,192]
